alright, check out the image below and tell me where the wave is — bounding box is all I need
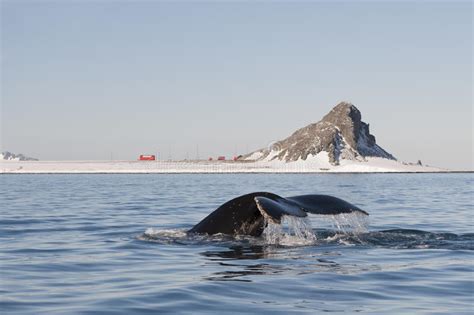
[138,226,473,251]
[138,211,472,252]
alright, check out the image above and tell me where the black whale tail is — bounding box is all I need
[188,192,368,237]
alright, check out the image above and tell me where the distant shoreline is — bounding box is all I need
[1,159,470,174]
[1,171,471,175]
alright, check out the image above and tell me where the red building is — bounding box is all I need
[217,156,225,161]
[139,155,156,161]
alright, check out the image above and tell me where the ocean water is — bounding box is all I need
[1,173,473,314]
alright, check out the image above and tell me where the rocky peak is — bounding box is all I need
[321,102,361,149]
[242,102,395,165]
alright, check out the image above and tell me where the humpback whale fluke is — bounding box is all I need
[188,192,368,236]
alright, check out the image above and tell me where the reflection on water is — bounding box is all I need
[202,245,268,260]
[199,243,383,282]
[204,263,288,282]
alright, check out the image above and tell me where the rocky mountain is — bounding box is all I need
[1,151,38,161]
[242,102,395,165]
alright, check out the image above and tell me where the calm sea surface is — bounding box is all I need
[1,173,473,314]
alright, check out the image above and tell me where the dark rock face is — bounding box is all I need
[322,102,362,149]
[1,151,38,161]
[243,102,395,165]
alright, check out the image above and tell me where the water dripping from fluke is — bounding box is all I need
[263,216,316,246]
[262,212,369,246]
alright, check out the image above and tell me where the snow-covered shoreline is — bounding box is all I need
[2,103,462,174]
[0,158,450,174]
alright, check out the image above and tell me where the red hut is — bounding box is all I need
[139,155,156,161]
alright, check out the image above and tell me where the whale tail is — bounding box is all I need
[188,192,368,236]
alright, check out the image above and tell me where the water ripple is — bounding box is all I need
[1,173,473,314]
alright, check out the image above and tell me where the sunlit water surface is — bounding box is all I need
[1,173,473,314]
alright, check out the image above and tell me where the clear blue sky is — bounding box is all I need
[1,1,472,169]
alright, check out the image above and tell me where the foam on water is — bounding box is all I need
[139,228,190,244]
[140,227,239,245]
[143,228,187,238]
